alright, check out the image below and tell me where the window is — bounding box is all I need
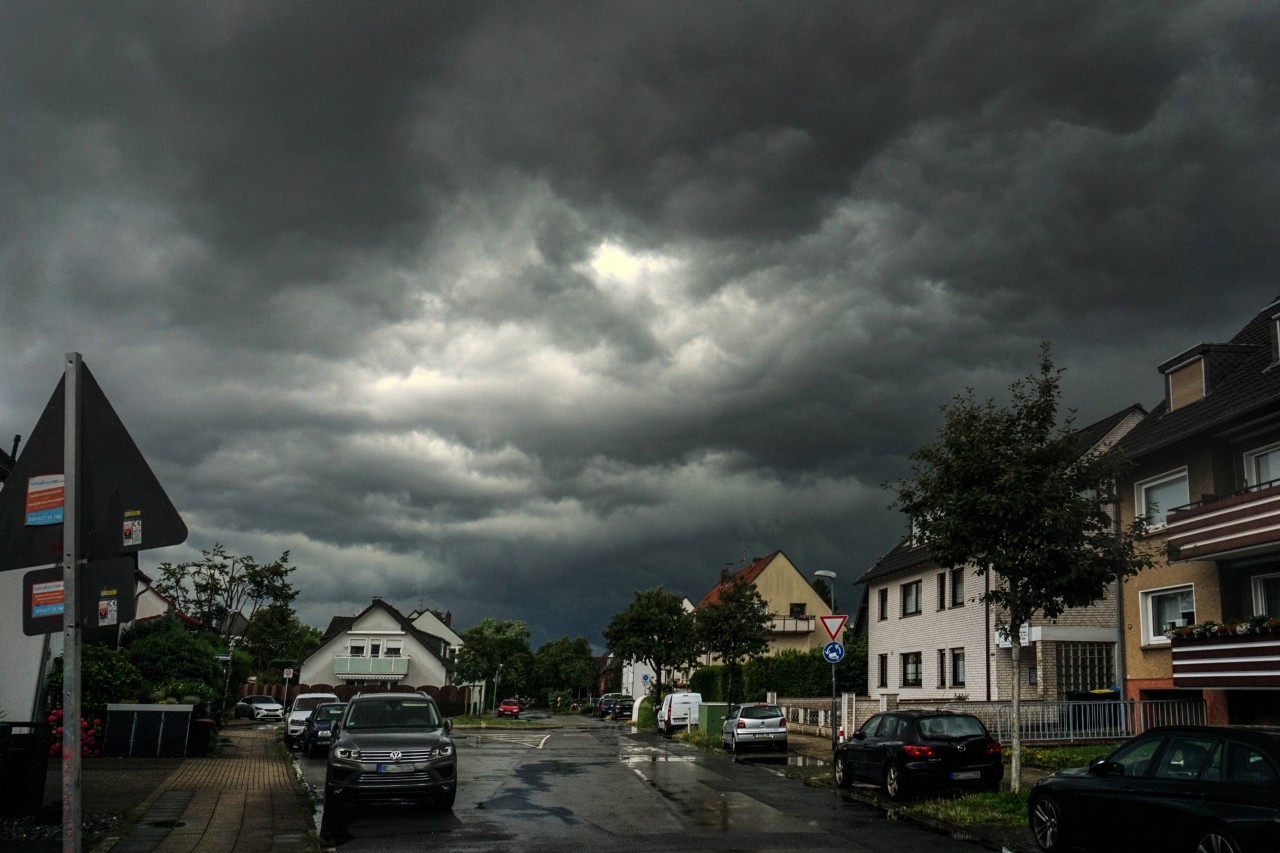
[1246,444,1280,487]
[878,587,889,621]
[1142,584,1196,645]
[1254,573,1280,616]
[1056,642,1115,693]
[877,654,888,688]
[901,581,922,616]
[937,573,946,610]
[950,569,965,606]
[1028,666,1038,686]
[1137,469,1189,528]
[789,602,806,619]
[901,652,922,687]
[951,649,966,687]
[348,641,365,657]
[937,650,947,687]
[369,640,382,658]
[385,641,403,657]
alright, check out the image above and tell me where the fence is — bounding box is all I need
[775,695,1206,746]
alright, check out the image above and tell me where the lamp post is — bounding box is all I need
[814,570,839,752]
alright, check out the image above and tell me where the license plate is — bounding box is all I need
[950,770,981,780]
[376,763,412,774]
[318,732,331,738]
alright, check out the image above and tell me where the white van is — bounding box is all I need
[657,692,702,736]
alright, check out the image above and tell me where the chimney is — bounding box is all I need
[721,563,733,583]
[444,610,452,627]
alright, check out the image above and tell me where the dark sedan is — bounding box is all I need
[1028,725,1280,853]
[300,702,346,759]
[834,710,1002,799]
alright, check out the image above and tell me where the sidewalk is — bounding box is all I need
[29,724,315,853]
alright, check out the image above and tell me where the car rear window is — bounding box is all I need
[917,716,988,738]
[740,705,783,720]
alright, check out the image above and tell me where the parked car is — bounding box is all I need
[325,692,457,811]
[286,692,340,746]
[721,703,787,753]
[300,702,347,759]
[834,710,1002,799]
[595,693,632,718]
[613,697,635,720]
[658,692,702,736]
[233,695,284,722]
[1028,725,1280,852]
[497,698,521,719]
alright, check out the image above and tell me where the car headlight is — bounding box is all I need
[334,746,362,760]
[432,745,453,758]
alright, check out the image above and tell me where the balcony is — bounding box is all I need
[1164,482,1280,561]
[771,616,816,635]
[333,655,410,680]
[1170,630,1280,689]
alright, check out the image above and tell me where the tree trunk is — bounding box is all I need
[1009,634,1022,794]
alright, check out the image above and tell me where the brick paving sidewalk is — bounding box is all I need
[97,728,315,853]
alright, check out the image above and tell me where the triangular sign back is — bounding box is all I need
[0,359,187,571]
[820,614,848,641]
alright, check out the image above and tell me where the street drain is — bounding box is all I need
[145,819,186,829]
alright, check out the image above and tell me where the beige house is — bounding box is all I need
[297,598,452,691]
[696,551,837,654]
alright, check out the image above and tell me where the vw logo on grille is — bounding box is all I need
[390,750,403,761]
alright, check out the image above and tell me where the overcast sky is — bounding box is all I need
[3,2,1278,649]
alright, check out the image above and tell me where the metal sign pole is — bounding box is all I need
[62,352,82,853]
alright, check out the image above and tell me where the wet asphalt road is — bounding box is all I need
[299,718,989,852]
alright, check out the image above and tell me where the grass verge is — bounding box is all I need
[900,789,1029,827]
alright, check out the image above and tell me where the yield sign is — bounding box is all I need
[819,614,848,641]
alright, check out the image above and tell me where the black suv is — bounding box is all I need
[324,692,457,811]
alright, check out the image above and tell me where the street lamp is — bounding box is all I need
[814,570,838,752]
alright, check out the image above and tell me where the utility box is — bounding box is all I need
[104,704,192,757]
[698,702,729,735]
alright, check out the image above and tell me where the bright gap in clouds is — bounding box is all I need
[587,241,678,286]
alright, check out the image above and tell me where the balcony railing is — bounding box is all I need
[1164,481,1280,561]
[333,655,410,679]
[771,616,816,634]
[1171,630,1280,689]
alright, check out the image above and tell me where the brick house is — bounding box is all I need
[859,405,1146,705]
[1115,297,1280,725]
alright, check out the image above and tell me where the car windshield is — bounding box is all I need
[345,698,441,729]
[917,716,987,738]
[294,697,330,712]
[313,705,345,722]
[740,705,782,720]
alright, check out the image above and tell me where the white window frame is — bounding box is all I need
[1136,468,1189,529]
[347,640,366,657]
[1245,443,1280,488]
[1251,572,1280,616]
[1141,583,1196,646]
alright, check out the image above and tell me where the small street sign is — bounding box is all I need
[823,641,845,664]
[819,614,848,641]
[283,668,294,679]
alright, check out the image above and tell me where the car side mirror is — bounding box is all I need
[853,731,867,741]
[331,722,340,735]
[444,718,453,733]
[1087,756,1121,777]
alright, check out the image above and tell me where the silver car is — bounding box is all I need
[721,703,787,754]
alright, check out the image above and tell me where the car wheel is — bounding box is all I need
[834,754,853,788]
[1195,829,1242,853]
[883,763,908,800]
[1029,793,1069,852]
[730,734,740,755]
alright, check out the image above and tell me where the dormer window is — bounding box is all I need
[1167,357,1205,411]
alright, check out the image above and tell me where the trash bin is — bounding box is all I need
[0,722,52,816]
[187,719,216,757]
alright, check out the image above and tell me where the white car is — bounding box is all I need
[721,703,788,754]
[285,692,339,745]
[657,692,702,736]
[234,694,284,722]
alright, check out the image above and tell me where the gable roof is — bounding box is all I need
[314,598,452,672]
[1118,298,1280,458]
[696,551,782,609]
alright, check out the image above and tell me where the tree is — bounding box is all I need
[892,345,1155,791]
[452,618,532,708]
[153,544,299,640]
[696,580,771,705]
[603,587,701,701]
[532,636,597,697]
[240,605,322,674]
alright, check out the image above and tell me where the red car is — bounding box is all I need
[497,698,521,718]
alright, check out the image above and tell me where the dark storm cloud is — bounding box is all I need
[2,1,1279,645]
